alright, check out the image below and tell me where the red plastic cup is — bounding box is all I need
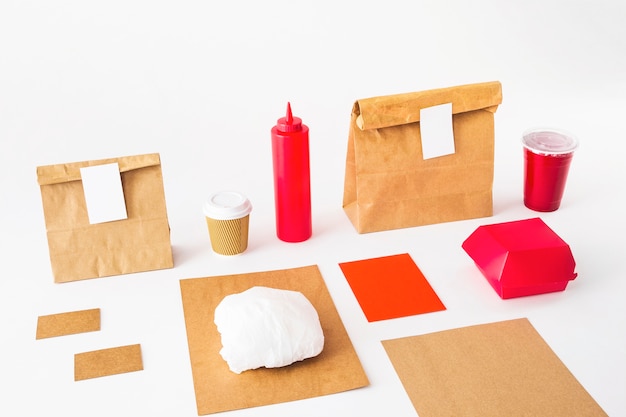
[522,128,579,212]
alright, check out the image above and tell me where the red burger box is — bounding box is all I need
[462,217,577,299]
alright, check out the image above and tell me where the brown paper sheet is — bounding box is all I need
[37,153,174,282]
[36,308,101,339]
[382,318,607,417]
[74,344,143,381]
[179,265,369,415]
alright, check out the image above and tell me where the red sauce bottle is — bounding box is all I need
[271,103,312,242]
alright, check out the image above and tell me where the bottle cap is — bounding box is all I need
[276,102,302,132]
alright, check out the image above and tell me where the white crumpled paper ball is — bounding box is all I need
[214,286,325,374]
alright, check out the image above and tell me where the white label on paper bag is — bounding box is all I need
[80,163,128,224]
[419,103,455,159]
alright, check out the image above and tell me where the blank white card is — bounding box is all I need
[80,163,128,224]
[419,103,456,159]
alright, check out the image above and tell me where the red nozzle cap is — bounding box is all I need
[277,102,302,132]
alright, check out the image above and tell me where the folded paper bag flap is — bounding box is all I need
[37,153,162,186]
[354,81,502,131]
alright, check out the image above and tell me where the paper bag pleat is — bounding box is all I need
[47,218,173,282]
[36,153,162,185]
[355,81,502,130]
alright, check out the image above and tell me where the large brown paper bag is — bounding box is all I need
[343,81,502,233]
[37,153,174,283]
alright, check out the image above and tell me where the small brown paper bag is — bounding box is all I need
[37,153,174,283]
[342,81,503,233]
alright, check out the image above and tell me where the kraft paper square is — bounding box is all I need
[339,253,446,322]
[179,265,369,415]
[382,318,607,417]
[36,308,101,339]
[74,344,143,381]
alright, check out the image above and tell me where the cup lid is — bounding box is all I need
[203,191,252,220]
[521,128,579,155]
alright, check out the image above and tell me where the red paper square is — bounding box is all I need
[339,253,446,322]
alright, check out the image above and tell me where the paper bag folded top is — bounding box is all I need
[343,81,503,233]
[37,153,174,283]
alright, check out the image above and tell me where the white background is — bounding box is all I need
[1,1,625,416]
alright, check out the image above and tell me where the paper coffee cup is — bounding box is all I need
[203,191,252,255]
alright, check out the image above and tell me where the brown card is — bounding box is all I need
[382,318,607,417]
[36,308,101,339]
[74,344,143,381]
[179,265,369,415]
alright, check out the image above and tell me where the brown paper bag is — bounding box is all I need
[37,153,174,283]
[342,81,502,233]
